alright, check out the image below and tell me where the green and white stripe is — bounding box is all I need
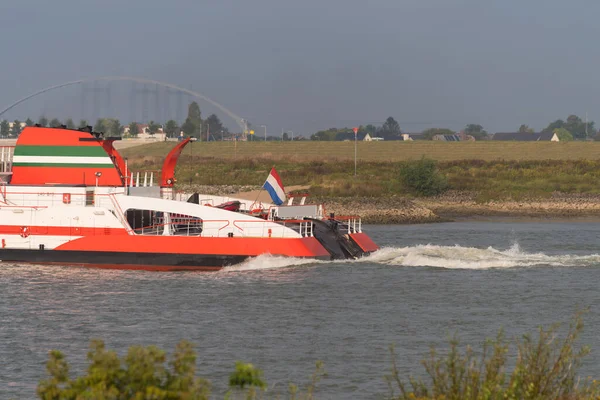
[13,145,114,168]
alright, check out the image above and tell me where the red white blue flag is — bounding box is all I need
[263,167,286,205]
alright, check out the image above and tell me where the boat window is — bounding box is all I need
[169,212,203,236]
[125,209,163,235]
[85,190,94,206]
[124,209,202,236]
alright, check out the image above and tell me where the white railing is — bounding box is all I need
[298,221,313,237]
[337,217,362,234]
[125,217,304,239]
[128,171,157,187]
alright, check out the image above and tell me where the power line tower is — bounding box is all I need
[131,83,159,124]
[81,81,110,122]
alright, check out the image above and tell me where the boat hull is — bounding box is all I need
[0,248,248,271]
[0,235,335,271]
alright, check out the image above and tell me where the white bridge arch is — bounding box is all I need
[0,76,245,130]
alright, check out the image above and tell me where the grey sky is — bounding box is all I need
[0,0,598,135]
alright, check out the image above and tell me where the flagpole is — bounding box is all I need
[353,127,358,177]
[252,167,272,212]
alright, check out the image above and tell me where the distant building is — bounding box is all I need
[433,134,461,141]
[457,131,476,141]
[402,133,426,141]
[492,132,559,141]
[8,121,27,130]
[123,123,166,140]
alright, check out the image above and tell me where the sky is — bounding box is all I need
[0,0,599,135]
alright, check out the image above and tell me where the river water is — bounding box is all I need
[3,221,600,399]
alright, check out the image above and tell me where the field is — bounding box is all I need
[121,140,600,162]
[121,141,600,200]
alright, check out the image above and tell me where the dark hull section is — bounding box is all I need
[309,219,368,260]
[0,249,249,271]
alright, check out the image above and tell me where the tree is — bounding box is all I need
[0,120,9,137]
[11,120,22,136]
[25,118,34,127]
[128,122,139,137]
[110,119,122,136]
[544,119,565,133]
[421,128,455,140]
[65,118,75,129]
[379,117,401,139]
[553,127,573,141]
[519,124,534,133]
[49,118,62,128]
[147,120,161,137]
[181,119,196,137]
[544,115,594,140]
[182,101,202,138]
[93,118,106,133]
[164,120,179,138]
[565,114,594,139]
[38,116,48,127]
[311,128,338,141]
[78,119,88,129]
[282,131,289,141]
[205,114,224,139]
[464,124,489,140]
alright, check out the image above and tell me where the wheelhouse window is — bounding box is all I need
[85,190,94,206]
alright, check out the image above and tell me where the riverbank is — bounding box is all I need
[178,185,600,224]
[328,192,600,223]
[418,191,600,221]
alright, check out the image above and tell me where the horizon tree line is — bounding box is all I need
[0,101,230,141]
[310,114,598,141]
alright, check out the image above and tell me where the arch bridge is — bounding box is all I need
[0,76,246,131]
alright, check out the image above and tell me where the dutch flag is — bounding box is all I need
[263,167,286,205]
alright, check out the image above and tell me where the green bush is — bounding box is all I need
[37,339,211,400]
[37,340,324,400]
[386,312,597,400]
[399,157,449,196]
[37,314,599,399]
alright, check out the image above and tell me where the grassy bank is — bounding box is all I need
[122,140,600,162]
[122,143,600,200]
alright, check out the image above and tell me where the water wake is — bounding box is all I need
[222,254,320,272]
[362,243,600,269]
[220,244,600,272]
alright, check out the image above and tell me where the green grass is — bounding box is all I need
[121,142,600,200]
[122,141,600,162]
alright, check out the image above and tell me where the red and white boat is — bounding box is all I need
[0,126,378,271]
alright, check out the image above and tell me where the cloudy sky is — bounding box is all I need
[0,0,598,135]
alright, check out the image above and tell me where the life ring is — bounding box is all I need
[20,226,30,238]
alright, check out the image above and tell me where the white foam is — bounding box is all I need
[218,243,600,273]
[222,254,320,272]
[360,243,600,269]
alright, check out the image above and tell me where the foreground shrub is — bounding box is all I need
[37,339,211,399]
[399,157,449,197]
[386,312,597,400]
[37,340,324,400]
[37,314,598,399]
